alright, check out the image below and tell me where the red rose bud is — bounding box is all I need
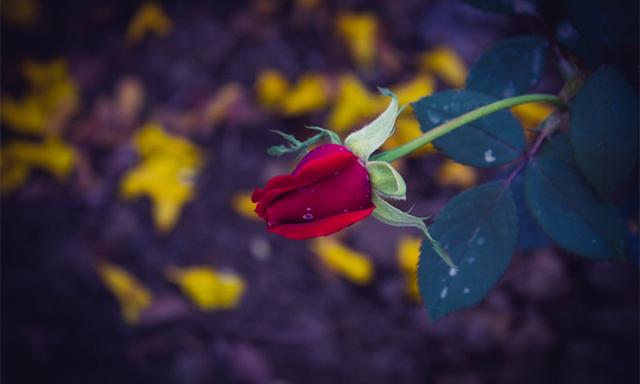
[252,144,374,239]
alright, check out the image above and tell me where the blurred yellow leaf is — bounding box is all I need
[127,2,173,44]
[97,261,152,325]
[326,74,383,134]
[115,77,145,123]
[2,0,39,27]
[279,72,330,116]
[419,46,468,88]
[436,159,477,188]
[1,59,78,136]
[393,74,436,106]
[166,266,246,311]
[396,236,421,301]
[203,83,243,126]
[337,12,378,71]
[1,136,77,193]
[255,69,290,109]
[310,237,373,285]
[381,116,436,156]
[120,123,203,232]
[511,102,555,130]
[231,191,259,220]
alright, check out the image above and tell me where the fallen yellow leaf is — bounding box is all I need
[393,74,436,106]
[120,123,203,232]
[326,73,384,134]
[419,46,468,88]
[97,261,152,324]
[1,136,77,193]
[278,72,330,116]
[396,236,421,301]
[166,266,246,311]
[436,159,477,188]
[310,237,373,285]
[511,102,555,130]
[2,0,39,27]
[127,2,173,44]
[1,59,78,136]
[337,12,378,71]
[255,69,290,109]
[231,191,259,220]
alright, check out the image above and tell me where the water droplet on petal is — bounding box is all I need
[306,207,312,211]
[302,213,314,220]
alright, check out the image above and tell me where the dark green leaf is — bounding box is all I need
[463,0,538,15]
[525,134,626,259]
[570,67,639,197]
[564,0,637,54]
[511,171,550,251]
[413,90,525,167]
[418,181,518,321]
[466,36,548,99]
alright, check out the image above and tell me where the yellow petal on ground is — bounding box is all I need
[381,116,436,157]
[419,46,468,88]
[310,237,373,285]
[115,77,145,123]
[1,136,77,193]
[2,0,39,27]
[393,74,436,106]
[396,236,421,301]
[231,191,259,220]
[436,159,477,188]
[120,123,203,232]
[166,266,246,311]
[511,102,555,130]
[203,83,243,126]
[337,12,378,71]
[126,2,173,44]
[326,73,384,134]
[2,59,79,136]
[96,261,152,325]
[278,72,330,116]
[255,69,290,109]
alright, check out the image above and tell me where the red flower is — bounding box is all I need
[252,144,374,239]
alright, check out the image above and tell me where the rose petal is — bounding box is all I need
[267,206,375,239]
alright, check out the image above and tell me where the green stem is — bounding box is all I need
[374,93,565,162]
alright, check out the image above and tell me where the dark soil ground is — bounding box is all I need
[2,1,638,383]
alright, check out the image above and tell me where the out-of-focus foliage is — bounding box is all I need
[436,160,477,188]
[337,12,378,71]
[231,191,259,220]
[310,237,373,285]
[397,236,421,301]
[166,266,246,311]
[1,59,78,136]
[419,47,468,88]
[203,83,243,127]
[120,123,203,232]
[96,261,153,325]
[1,136,77,193]
[327,73,385,134]
[126,2,173,44]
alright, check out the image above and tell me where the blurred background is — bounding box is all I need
[1,0,638,383]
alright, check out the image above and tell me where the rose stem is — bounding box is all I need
[373,93,565,163]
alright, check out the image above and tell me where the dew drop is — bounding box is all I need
[302,213,314,220]
[306,207,312,211]
[463,287,470,295]
[440,287,448,299]
[343,209,348,213]
[476,237,485,245]
[449,268,457,277]
[484,149,496,163]
[467,256,476,264]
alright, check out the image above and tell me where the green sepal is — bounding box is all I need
[371,194,456,269]
[345,88,399,161]
[366,161,406,200]
[267,126,341,157]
